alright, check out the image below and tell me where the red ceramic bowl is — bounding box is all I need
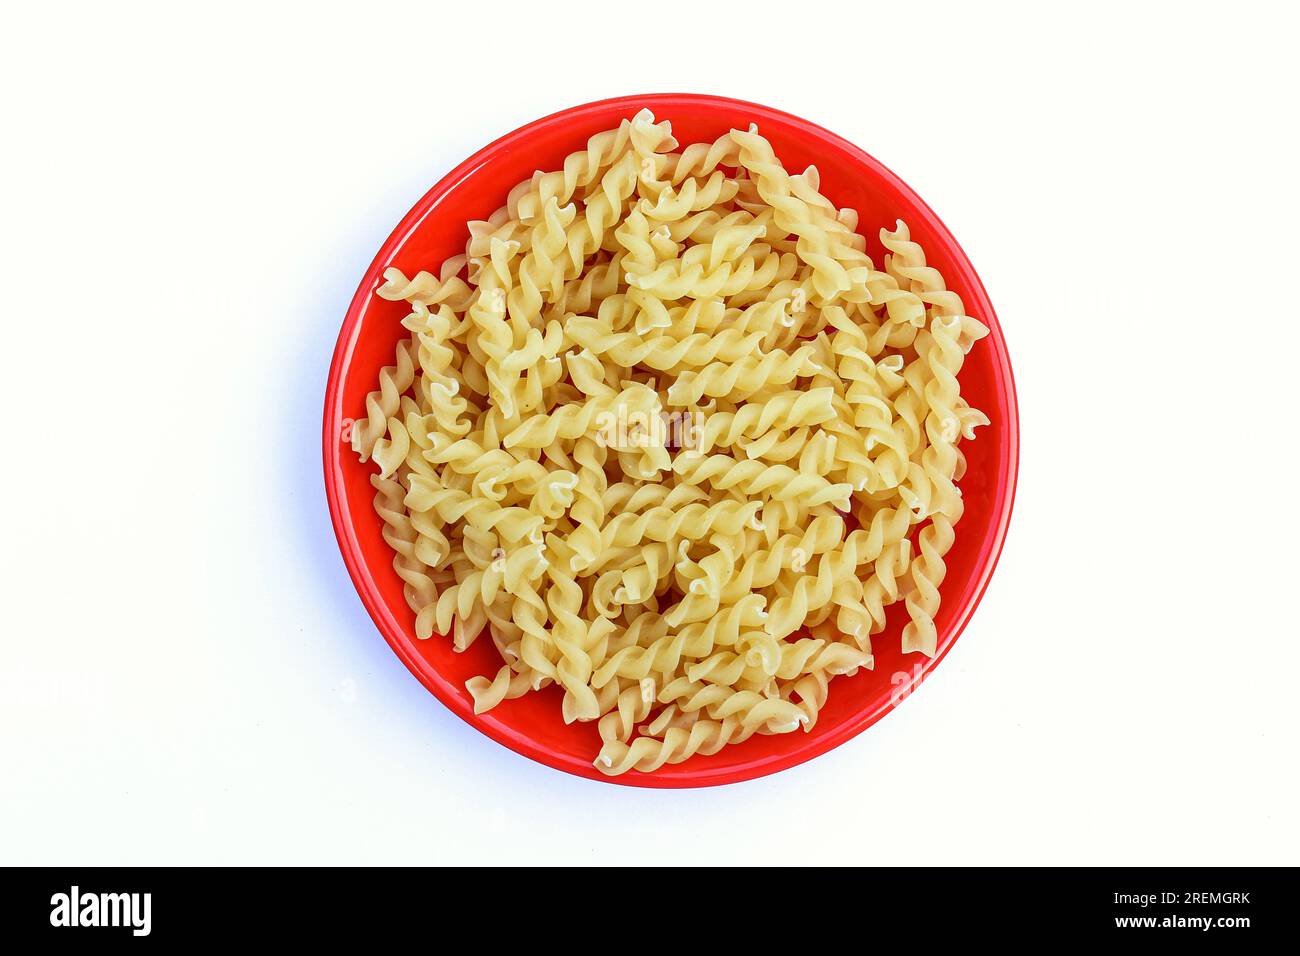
[324,93,1019,788]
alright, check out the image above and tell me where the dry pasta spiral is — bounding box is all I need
[350,110,988,775]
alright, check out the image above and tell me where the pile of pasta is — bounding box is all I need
[351,110,988,775]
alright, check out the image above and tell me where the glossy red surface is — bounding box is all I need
[323,94,1019,788]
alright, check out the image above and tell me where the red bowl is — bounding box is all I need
[323,93,1019,788]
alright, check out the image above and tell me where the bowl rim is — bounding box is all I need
[322,92,1020,788]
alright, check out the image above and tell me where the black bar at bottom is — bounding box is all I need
[0,867,1292,943]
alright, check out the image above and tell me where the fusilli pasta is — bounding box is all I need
[351,109,988,775]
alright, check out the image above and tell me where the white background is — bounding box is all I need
[2,1,1297,866]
